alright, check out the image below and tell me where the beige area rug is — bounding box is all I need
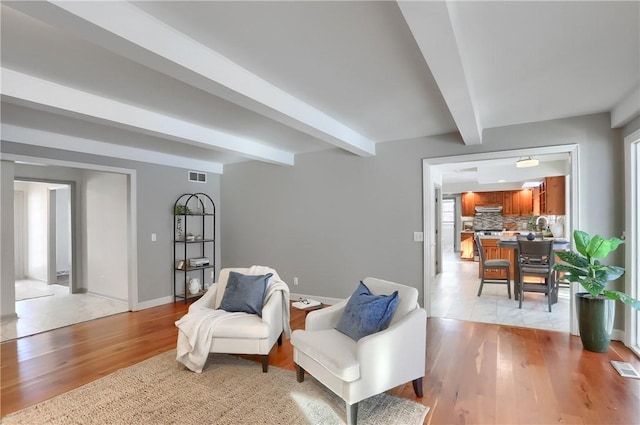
[14,283,55,301]
[3,351,429,425]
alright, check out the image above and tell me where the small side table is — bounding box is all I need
[293,303,324,316]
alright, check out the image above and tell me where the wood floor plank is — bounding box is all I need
[2,303,640,424]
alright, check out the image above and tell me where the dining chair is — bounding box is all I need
[517,240,556,312]
[476,235,511,298]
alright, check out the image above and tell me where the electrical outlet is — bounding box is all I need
[293,277,299,286]
[151,233,156,242]
[211,271,214,279]
[413,232,424,242]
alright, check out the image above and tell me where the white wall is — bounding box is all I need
[84,171,128,300]
[13,189,25,279]
[55,186,70,275]
[13,181,49,282]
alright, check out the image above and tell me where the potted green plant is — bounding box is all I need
[174,204,191,238]
[554,230,640,352]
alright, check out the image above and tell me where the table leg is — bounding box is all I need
[513,249,520,301]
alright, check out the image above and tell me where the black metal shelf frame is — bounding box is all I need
[173,193,215,304]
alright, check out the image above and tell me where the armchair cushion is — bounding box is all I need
[292,329,360,381]
[218,272,273,316]
[335,281,399,341]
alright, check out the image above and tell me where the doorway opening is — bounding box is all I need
[422,144,580,335]
[1,163,134,342]
[13,181,73,294]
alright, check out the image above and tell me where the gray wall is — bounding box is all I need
[221,113,627,316]
[222,143,431,299]
[0,142,221,307]
[0,161,16,320]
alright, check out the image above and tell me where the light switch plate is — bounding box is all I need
[151,233,157,242]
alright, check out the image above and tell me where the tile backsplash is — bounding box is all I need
[474,212,503,230]
[473,214,565,233]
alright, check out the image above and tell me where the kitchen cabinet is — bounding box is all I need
[503,189,533,216]
[519,189,533,214]
[476,191,502,206]
[460,232,475,260]
[502,191,518,215]
[539,176,565,215]
[461,192,476,216]
[463,189,535,217]
[478,238,515,279]
[532,186,541,215]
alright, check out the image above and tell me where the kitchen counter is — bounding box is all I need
[475,232,569,244]
[497,238,570,248]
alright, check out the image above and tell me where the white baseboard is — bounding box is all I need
[290,293,341,306]
[1,313,18,323]
[612,328,624,342]
[133,295,173,311]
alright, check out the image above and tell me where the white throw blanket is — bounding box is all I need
[248,265,292,338]
[176,266,291,373]
[175,309,245,373]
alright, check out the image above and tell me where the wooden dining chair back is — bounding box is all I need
[475,235,511,299]
[517,240,556,312]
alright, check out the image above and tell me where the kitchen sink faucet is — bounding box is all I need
[536,216,549,231]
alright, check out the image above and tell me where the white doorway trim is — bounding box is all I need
[422,144,580,335]
[624,129,640,355]
[4,153,138,311]
[435,185,443,275]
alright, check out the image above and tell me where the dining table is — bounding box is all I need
[497,237,570,301]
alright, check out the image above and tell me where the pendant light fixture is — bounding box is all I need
[516,156,539,168]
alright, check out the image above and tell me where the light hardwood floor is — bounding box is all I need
[1,302,639,424]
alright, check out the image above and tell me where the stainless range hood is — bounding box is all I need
[475,206,503,213]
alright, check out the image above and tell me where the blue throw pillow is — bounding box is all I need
[218,272,273,317]
[335,281,399,341]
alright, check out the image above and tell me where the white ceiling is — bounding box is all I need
[1,1,638,175]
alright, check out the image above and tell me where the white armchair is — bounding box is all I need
[178,267,290,373]
[290,277,427,425]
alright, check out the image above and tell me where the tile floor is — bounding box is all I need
[432,251,570,332]
[1,279,129,342]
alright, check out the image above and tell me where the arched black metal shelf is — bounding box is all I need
[173,193,216,303]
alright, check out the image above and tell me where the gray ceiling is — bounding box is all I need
[1,1,638,174]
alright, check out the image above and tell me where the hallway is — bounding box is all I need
[1,279,128,342]
[431,251,570,332]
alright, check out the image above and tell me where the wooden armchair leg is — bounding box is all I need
[346,402,358,425]
[412,377,424,398]
[295,364,305,382]
[260,355,269,373]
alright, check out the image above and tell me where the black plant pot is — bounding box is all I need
[575,292,615,352]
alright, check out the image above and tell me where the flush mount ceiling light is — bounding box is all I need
[516,156,539,168]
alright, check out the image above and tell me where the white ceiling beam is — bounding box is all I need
[397,1,482,145]
[611,85,640,128]
[1,124,224,174]
[1,69,293,166]
[7,1,375,157]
